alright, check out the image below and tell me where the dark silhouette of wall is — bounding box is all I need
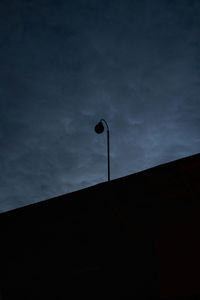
[0,153,199,299]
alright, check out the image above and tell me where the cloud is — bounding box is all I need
[0,0,199,211]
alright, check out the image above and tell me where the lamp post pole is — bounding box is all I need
[107,125,110,181]
[94,119,110,181]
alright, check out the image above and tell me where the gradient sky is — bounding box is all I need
[0,0,200,212]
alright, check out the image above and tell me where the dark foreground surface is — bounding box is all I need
[0,153,199,299]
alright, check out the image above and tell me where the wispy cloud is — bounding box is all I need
[0,0,199,212]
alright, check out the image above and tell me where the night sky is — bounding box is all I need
[1,0,200,212]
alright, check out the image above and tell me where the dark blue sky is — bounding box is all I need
[0,0,200,212]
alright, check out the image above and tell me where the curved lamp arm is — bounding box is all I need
[100,119,109,131]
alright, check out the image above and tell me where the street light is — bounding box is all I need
[94,119,110,181]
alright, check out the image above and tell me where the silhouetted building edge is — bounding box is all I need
[0,153,199,299]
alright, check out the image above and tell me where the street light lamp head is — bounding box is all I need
[94,121,104,134]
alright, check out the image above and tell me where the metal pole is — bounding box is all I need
[95,119,110,182]
[107,129,110,181]
[100,119,110,182]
